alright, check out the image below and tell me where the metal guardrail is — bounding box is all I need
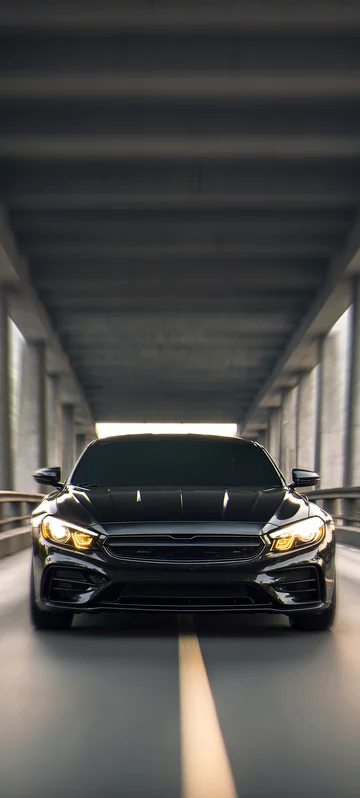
[0,491,44,533]
[0,487,359,534]
[311,487,360,529]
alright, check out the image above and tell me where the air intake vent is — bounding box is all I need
[104,534,263,563]
[46,567,100,604]
[273,566,321,604]
[98,581,271,610]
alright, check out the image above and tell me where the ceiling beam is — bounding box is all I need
[23,241,341,260]
[1,2,360,31]
[1,136,360,159]
[4,192,356,211]
[1,73,360,100]
[2,163,358,210]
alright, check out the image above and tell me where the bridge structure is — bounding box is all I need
[0,1,360,500]
[2,8,360,798]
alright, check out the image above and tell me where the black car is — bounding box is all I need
[30,434,336,632]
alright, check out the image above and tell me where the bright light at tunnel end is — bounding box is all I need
[96,423,238,438]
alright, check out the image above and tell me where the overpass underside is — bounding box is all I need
[1,1,360,435]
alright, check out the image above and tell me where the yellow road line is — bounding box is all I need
[178,615,238,798]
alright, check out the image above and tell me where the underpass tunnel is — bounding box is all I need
[1,288,359,536]
[1,5,360,798]
[1,4,360,500]
[0,0,360,569]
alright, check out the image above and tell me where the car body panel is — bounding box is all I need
[31,435,335,617]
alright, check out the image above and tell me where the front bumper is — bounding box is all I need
[32,530,335,615]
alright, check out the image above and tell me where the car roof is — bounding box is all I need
[92,434,256,446]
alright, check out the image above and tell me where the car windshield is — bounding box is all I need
[71,437,282,489]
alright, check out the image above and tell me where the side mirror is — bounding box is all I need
[33,467,64,489]
[289,468,320,490]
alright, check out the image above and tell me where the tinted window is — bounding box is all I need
[71,437,282,488]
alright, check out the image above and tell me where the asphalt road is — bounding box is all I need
[0,545,360,798]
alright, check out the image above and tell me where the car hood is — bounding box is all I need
[49,485,309,531]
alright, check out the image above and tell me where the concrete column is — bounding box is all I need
[62,404,75,479]
[0,288,12,489]
[15,341,47,492]
[262,420,270,451]
[46,374,61,465]
[268,407,281,466]
[317,317,349,488]
[255,430,266,447]
[85,433,96,448]
[296,369,317,471]
[314,342,324,478]
[344,280,360,485]
[75,432,86,461]
[280,387,298,483]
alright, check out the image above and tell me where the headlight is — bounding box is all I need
[41,517,98,550]
[268,517,325,552]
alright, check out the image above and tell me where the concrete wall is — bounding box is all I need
[268,309,351,488]
[344,287,360,486]
[0,292,12,489]
[268,408,281,466]
[14,342,46,492]
[281,387,298,482]
[319,310,350,488]
[46,374,61,466]
[297,368,317,472]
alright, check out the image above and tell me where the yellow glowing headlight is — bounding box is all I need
[41,517,98,550]
[269,517,325,553]
[72,531,95,550]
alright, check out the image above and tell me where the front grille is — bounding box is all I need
[272,566,322,604]
[104,534,263,563]
[97,581,271,609]
[45,567,101,604]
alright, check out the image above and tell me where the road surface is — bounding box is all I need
[0,545,359,798]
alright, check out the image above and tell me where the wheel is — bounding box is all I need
[289,584,336,632]
[30,563,73,631]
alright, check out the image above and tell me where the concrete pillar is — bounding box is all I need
[314,354,323,478]
[296,369,317,471]
[9,319,24,485]
[268,408,281,466]
[280,387,298,483]
[317,316,349,488]
[85,433,96,448]
[0,288,12,489]
[255,430,266,447]
[15,341,47,492]
[75,432,86,461]
[344,280,360,485]
[62,404,75,479]
[262,421,270,451]
[46,374,61,465]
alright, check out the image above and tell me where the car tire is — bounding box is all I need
[30,563,73,631]
[289,584,336,632]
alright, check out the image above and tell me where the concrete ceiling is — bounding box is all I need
[1,1,360,423]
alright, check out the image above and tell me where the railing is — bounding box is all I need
[0,488,359,534]
[312,487,360,529]
[0,491,44,533]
